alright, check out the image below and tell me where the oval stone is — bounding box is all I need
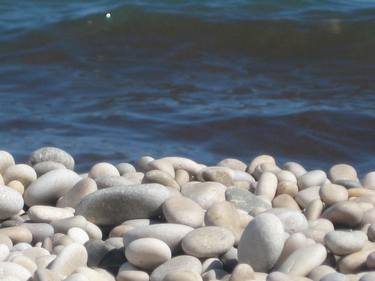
[181,182,226,210]
[297,170,327,190]
[225,187,271,213]
[57,177,97,208]
[3,164,37,187]
[76,184,170,225]
[89,162,119,179]
[0,151,15,174]
[33,161,66,177]
[324,230,367,256]
[329,164,358,182]
[322,201,363,227]
[0,185,24,220]
[319,183,348,206]
[29,147,75,170]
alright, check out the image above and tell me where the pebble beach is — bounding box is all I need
[0,147,375,281]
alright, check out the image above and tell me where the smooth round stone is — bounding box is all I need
[182,226,235,258]
[329,164,358,183]
[105,237,124,249]
[360,273,375,281]
[276,181,299,197]
[304,219,334,244]
[158,157,204,175]
[136,156,155,172]
[95,176,134,189]
[33,161,66,177]
[363,172,375,190]
[252,163,281,180]
[109,224,134,238]
[7,180,24,194]
[49,243,88,278]
[305,199,324,221]
[225,187,271,212]
[220,247,238,271]
[324,231,367,256]
[175,169,190,186]
[319,184,348,206]
[0,226,32,244]
[29,147,74,170]
[256,172,278,201]
[116,163,136,175]
[0,244,9,262]
[89,162,120,179]
[84,240,113,267]
[162,196,205,228]
[163,270,203,281]
[283,162,307,178]
[200,166,233,186]
[275,233,307,268]
[229,263,254,281]
[147,159,175,178]
[150,255,202,281]
[238,213,285,272]
[295,186,321,209]
[125,238,172,271]
[117,268,150,281]
[307,265,335,281]
[0,261,32,281]
[76,184,170,226]
[204,201,242,243]
[265,208,308,234]
[247,155,276,174]
[297,170,327,190]
[144,170,180,190]
[320,273,348,281]
[218,158,247,172]
[0,185,24,220]
[322,201,363,227]
[277,170,297,183]
[124,223,193,254]
[272,194,300,210]
[366,252,375,268]
[0,234,13,250]
[338,242,375,274]
[123,172,144,185]
[28,205,74,223]
[10,254,37,274]
[123,219,158,227]
[277,243,327,276]
[0,151,15,174]
[181,182,226,210]
[68,227,89,244]
[57,178,97,208]
[3,164,37,187]
[24,169,81,206]
[22,223,54,243]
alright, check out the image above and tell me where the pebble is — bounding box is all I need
[324,230,367,256]
[181,182,226,210]
[24,169,81,206]
[283,162,307,178]
[256,172,278,201]
[297,170,327,190]
[125,238,172,271]
[144,170,180,190]
[366,252,375,268]
[7,180,24,194]
[182,226,235,258]
[295,186,321,209]
[247,155,276,175]
[158,157,204,175]
[305,199,324,221]
[266,208,308,234]
[33,161,67,177]
[0,185,24,220]
[0,244,9,261]
[29,147,75,170]
[95,175,135,189]
[175,169,190,186]
[67,227,90,244]
[225,187,271,212]
[0,151,15,173]
[147,159,175,178]
[0,261,32,281]
[320,272,348,281]
[116,163,136,175]
[329,164,358,182]
[238,213,285,272]
[28,205,74,223]
[319,184,348,206]
[200,166,233,186]
[363,172,375,189]
[218,158,247,171]
[123,223,193,254]
[276,181,299,197]
[162,196,205,228]
[3,164,37,187]
[57,178,97,208]
[359,273,375,281]
[322,201,364,227]
[229,263,254,281]
[0,226,32,244]
[338,242,375,273]
[22,223,54,243]
[272,194,300,210]
[76,184,170,225]
[163,270,203,281]
[150,255,202,281]
[89,162,120,179]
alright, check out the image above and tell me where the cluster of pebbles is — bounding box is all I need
[0,148,375,281]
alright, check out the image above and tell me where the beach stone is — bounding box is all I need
[226,187,271,212]
[201,166,233,186]
[265,208,308,234]
[276,181,299,197]
[148,159,175,178]
[218,158,247,172]
[67,227,89,244]
[182,226,235,258]
[116,163,136,175]
[0,226,32,244]
[33,161,66,177]
[52,215,87,234]
[338,242,375,273]
[322,201,363,227]
[136,156,155,172]
[360,273,375,281]
[256,172,278,201]
[95,176,134,189]
[88,162,119,179]
[122,172,144,184]
[24,169,81,206]
[163,271,203,281]
[0,244,9,262]
[277,243,327,276]
[204,201,242,243]
[10,254,37,274]
[0,185,24,219]
[0,261,32,281]
[220,247,238,271]
[123,219,158,227]
[98,248,125,275]
[297,170,327,190]
[305,199,324,221]
[117,269,149,281]
[76,184,170,225]
[105,237,124,249]
[363,172,375,189]
[303,219,334,244]
[109,224,134,238]
[273,194,300,210]
[0,151,15,174]
[159,157,204,175]
[22,223,54,243]
[320,273,348,281]
[307,265,335,281]
[84,239,113,267]
[229,263,254,281]
[366,252,375,268]
[49,243,88,278]
[3,164,37,187]
[29,147,74,170]
[144,170,180,190]
[319,184,348,206]
[295,186,321,209]
[201,268,228,280]
[277,170,297,183]
[162,196,205,228]
[175,169,190,186]
[252,163,281,180]
[7,180,24,194]
[57,178,97,208]
[28,205,74,223]
[329,164,358,182]
[368,224,375,241]
[0,234,13,250]
[150,255,202,281]
[181,182,226,210]
[124,223,193,254]
[125,238,172,271]
[247,155,276,175]
[275,233,307,268]
[238,213,285,272]
[324,231,367,256]
[283,162,307,178]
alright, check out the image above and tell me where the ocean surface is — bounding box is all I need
[0,0,374,173]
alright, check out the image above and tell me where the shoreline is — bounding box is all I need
[0,147,375,281]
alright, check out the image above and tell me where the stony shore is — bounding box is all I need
[0,147,375,281]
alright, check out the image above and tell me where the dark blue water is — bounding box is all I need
[0,0,374,173]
